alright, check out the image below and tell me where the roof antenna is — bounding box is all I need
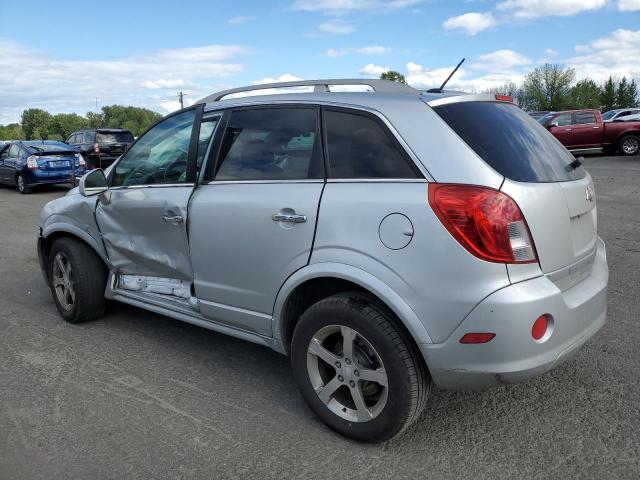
[427,58,465,93]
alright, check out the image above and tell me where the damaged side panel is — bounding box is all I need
[95,186,194,281]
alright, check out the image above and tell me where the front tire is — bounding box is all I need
[48,237,108,323]
[291,292,430,442]
[618,134,640,156]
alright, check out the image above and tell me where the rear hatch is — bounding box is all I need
[97,130,134,157]
[431,99,597,289]
[28,145,78,172]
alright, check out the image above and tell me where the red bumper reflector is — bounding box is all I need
[459,333,496,344]
[532,315,549,340]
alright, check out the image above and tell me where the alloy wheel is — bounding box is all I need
[52,252,76,311]
[622,137,639,155]
[306,325,388,423]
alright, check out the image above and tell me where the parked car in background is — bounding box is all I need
[38,80,608,442]
[620,113,640,122]
[0,140,87,194]
[539,109,640,155]
[528,111,552,120]
[66,128,134,169]
[602,108,640,122]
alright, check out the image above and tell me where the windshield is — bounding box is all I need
[601,110,617,121]
[433,101,586,183]
[537,113,556,125]
[97,131,134,143]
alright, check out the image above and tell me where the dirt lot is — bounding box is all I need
[1,155,639,479]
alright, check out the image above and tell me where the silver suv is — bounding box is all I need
[37,79,608,442]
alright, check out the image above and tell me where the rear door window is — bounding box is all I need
[214,107,322,181]
[575,112,596,124]
[433,101,585,183]
[324,109,419,179]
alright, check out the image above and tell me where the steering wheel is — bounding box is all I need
[163,158,187,183]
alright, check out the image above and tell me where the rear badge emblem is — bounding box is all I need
[585,186,594,203]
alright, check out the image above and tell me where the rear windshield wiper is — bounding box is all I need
[566,157,583,172]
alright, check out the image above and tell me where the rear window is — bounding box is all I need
[433,101,586,183]
[97,131,134,143]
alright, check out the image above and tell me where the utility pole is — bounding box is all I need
[178,91,187,109]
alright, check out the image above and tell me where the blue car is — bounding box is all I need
[0,140,87,194]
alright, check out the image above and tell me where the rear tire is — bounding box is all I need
[48,237,108,323]
[16,174,30,194]
[291,292,430,442]
[618,134,640,156]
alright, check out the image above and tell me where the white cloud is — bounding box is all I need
[317,19,356,35]
[228,15,255,25]
[142,79,185,89]
[292,0,421,15]
[617,0,640,10]
[471,49,532,72]
[326,45,390,56]
[568,28,640,82]
[252,74,304,85]
[0,40,251,123]
[359,63,390,76]
[545,48,559,56]
[442,12,497,35]
[405,62,525,93]
[496,0,608,19]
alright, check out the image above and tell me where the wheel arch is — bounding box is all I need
[40,224,108,284]
[272,262,433,356]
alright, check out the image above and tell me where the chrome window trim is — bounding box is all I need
[202,179,324,186]
[203,99,434,181]
[326,178,428,183]
[109,183,195,191]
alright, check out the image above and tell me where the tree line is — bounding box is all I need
[381,64,639,112]
[481,64,638,112]
[0,105,162,141]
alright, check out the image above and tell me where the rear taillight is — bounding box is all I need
[26,155,39,170]
[428,183,537,264]
[93,143,100,153]
[75,153,86,167]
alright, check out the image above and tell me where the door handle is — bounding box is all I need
[272,213,307,223]
[162,214,184,225]
[565,129,573,131]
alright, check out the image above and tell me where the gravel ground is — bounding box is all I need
[1,154,639,479]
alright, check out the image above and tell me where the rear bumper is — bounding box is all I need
[26,168,86,186]
[421,236,608,389]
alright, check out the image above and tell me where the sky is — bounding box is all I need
[0,0,639,124]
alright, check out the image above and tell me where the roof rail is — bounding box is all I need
[198,79,418,103]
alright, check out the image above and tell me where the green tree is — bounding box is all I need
[520,64,575,111]
[600,77,617,112]
[101,105,162,136]
[568,79,602,109]
[86,111,104,128]
[0,123,26,140]
[380,71,407,84]
[615,76,639,108]
[21,108,52,140]
[52,113,89,140]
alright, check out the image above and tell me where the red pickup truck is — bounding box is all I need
[538,109,640,156]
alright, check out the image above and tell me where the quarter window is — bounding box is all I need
[324,109,418,179]
[113,109,196,187]
[215,108,321,181]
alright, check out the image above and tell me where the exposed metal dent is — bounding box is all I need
[118,274,198,308]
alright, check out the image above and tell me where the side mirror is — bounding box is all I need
[79,168,108,197]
